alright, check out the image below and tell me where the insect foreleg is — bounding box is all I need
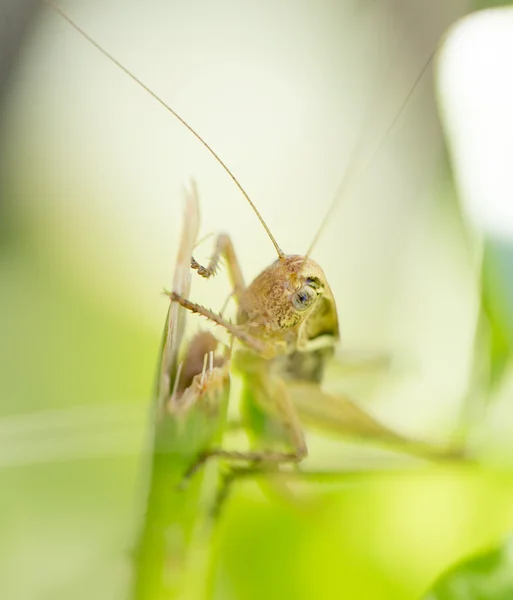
[166,291,277,358]
[191,233,246,302]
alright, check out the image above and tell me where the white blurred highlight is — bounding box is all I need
[438,7,513,240]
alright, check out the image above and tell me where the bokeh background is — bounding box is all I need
[1,1,513,599]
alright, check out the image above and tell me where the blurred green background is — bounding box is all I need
[1,1,513,599]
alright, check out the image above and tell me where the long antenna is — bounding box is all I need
[305,47,435,259]
[45,0,285,259]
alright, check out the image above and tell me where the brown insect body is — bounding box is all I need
[233,255,340,430]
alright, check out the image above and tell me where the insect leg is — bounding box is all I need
[288,380,467,461]
[265,376,308,461]
[191,233,246,302]
[182,374,308,483]
[166,291,277,358]
[211,466,258,519]
[211,459,458,519]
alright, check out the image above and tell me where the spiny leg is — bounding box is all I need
[170,232,270,350]
[191,233,245,303]
[165,291,275,357]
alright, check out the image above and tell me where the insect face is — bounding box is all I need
[237,255,338,350]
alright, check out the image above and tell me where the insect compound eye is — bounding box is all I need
[291,284,317,312]
[304,276,321,290]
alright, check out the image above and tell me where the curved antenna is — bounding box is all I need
[45,0,285,259]
[305,49,435,260]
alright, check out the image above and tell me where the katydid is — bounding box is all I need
[43,0,466,484]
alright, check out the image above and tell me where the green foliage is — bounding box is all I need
[481,242,513,391]
[423,536,513,600]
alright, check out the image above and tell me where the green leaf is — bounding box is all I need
[424,536,513,600]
